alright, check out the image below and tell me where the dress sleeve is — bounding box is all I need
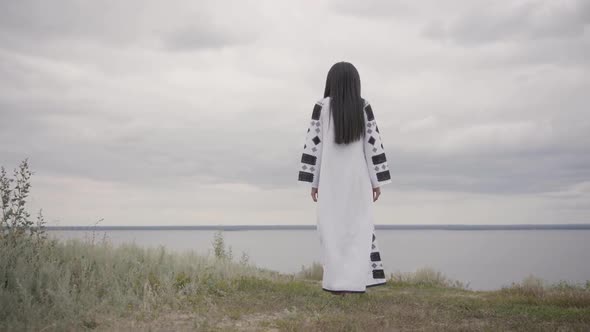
[363,101,392,188]
[297,101,324,188]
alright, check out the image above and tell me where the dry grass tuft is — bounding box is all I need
[498,274,590,308]
[390,266,469,289]
[296,261,323,280]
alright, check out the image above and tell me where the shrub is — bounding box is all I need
[212,230,233,260]
[0,158,46,242]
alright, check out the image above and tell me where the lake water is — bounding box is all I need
[47,229,590,290]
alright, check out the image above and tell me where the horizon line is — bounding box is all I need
[44,223,590,231]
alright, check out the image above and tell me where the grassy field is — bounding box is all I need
[1,232,590,332]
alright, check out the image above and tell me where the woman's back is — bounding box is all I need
[319,96,371,192]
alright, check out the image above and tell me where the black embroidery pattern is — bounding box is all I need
[301,153,317,165]
[312,104,322,120]
[372,269,385,279]
[370,252,381,262]
[298,101,325,185]
[365,104,375,121]
[369,232,386,282]
[362,103,392,187]
[298,171,314,182]
[376,170,391,182]
[372,153,387,165]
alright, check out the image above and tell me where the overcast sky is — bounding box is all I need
[1,0,589,226]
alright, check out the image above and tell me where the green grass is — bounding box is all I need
[1,235,589,331]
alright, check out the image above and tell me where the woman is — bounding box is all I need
[298,61,392,295]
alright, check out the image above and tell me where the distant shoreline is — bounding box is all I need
[45,224,590,231]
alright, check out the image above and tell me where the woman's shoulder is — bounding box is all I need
[315,96,330,107]
[313,97,330,119]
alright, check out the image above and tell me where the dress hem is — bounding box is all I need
[322,287,366,294]
[322,281,387,294]
[366,281,387,288]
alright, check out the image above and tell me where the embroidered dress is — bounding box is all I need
[298,96,392,293]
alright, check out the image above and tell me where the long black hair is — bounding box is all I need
[323,61,365,145]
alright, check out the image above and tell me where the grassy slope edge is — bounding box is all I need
[1,236,589,331]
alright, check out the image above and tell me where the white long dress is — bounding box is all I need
[298,96,392,293]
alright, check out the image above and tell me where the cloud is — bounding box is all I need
[162,25,256,51]
[0,0,266,52]
[424,0,590,45]
[331,0,413,18]
[399,116,438,133]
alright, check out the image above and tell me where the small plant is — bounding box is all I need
[174,271,192,290]
[212,230,233,260]
[239,251,250,265]
[0,158,46,241]
[296,261,323,280]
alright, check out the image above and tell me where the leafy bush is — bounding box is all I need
[212,230,233,260]
[0,158,46,241]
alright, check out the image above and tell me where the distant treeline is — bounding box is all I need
[45,224,590,231]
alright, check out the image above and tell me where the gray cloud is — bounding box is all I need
[162,25,256,51]
[0,0,264,52]
[331,0,414,18]
[0,1,150,46]
[424,1,590,45]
